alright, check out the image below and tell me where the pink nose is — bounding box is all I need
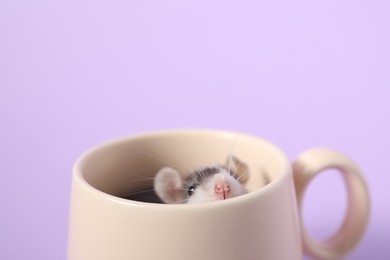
[214,181,230,199]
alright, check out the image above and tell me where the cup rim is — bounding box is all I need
[72,129,291,209]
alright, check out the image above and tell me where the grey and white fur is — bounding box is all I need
[153,155,249,204]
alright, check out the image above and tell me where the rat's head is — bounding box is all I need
[154,155,249,204]
[183,165,248,203]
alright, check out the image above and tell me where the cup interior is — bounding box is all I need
[75,130,288,203]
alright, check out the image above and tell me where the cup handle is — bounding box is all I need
[292,148,370,260]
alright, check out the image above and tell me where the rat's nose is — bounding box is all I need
[214,181,230,199]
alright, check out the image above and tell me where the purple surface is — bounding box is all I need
[1,0,389,259]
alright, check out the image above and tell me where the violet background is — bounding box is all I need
[1,0,389,259]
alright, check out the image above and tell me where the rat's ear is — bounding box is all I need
[154,167,185,204]
[226,155,249,184]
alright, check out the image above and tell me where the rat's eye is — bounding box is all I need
[188,185,197,196]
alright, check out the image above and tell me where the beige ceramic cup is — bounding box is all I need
[68,130,370,260]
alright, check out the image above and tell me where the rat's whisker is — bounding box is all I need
[183,178,201,186]
[227,134,239,174]
[173,198,189,204]
[236,174,244,183]
[122,189,157,197]
[128,175,156,181]
[232,160,242,179]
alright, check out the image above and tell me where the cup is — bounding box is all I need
[68,130,370,260]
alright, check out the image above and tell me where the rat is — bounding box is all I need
[153,155,249,204]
